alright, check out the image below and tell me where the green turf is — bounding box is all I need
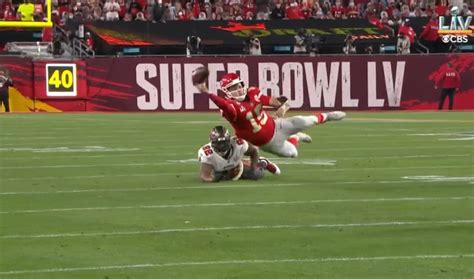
[0,111,473,279]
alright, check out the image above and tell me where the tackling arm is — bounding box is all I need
[199,163,216,183]
[244,143,259,171]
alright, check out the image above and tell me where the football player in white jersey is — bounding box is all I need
[198,126,280,183]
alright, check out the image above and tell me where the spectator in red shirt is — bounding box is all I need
[420,13,439,53]
[331,0,346,19]
[286,0,302,19]
[42,26,53,42]
[398,18,416,44]
[2,5,16,20]
[129,0,142,18]
[118,0,127,19]
[435,63,461,110]
[192,0,200,18]
[85,32,94,51]
[346,1,359,18]
[243,0,256,16]
[435,0,448,16]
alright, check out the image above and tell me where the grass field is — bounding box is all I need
[0,111,473,279]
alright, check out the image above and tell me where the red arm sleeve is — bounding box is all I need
[420,24,429,39]
[209,94,237,121]
[259,94,271,106]
[455,71,461,88]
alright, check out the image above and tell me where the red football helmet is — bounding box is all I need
[220,73,247,101]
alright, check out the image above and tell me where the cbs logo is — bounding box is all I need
[442,35,469,44]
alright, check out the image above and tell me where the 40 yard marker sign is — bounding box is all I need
[46,64,77,97]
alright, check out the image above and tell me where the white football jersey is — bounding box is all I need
[198,137,249,172]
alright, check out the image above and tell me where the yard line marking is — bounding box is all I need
[2,179,473,196]
[0,197,471,214]
[2,165,473,181]
[0,153,470,161]
[0,254,472,275]
[0,183,305,195]
[0,220,472,239]
[348,117,474,123]
[0,137,465,148]
[0,162,175,170]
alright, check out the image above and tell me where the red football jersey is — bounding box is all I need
[209,87,275,146]
[437,68,461,89]
[331,6,345,19]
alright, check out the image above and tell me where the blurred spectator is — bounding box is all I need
[398,19,416,47]
[118,0,127,19]
[343,34,356,54]
[42,26,54,42]
[461,3,472,16]
[135,11,146,20]
[129,0,143,18]
[244,35,261,55]
[104,0,120,20]
[286,0,302,19]
[397,33,410,54]
[346,1,359,18]
[420,13,439,53]
[123,12,132,21]
[85,32,94,50]
[2,4,16,20]
[17,0,35,21]
[186,35,202,56]
[0,67,13,113]
[293,28,307,54]
[435,0,448,17]
[331,0,345,19]
[364,45,373,54]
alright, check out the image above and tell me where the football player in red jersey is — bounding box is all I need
[195,73,346,158]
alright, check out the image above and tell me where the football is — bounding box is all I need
[192,66,210,85]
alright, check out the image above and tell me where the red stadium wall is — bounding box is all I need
[1,54,473,112]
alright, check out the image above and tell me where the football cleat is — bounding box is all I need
[296,132,312,143]
[326,111,346,121]
[258,157,281,175]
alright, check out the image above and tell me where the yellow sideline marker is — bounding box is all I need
[0,0,52,28]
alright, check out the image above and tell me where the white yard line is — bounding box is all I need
[0,254,472,275]
[1,164,471,176]
[0,137,463,148]
[0,183,305,195]
[0,220,472,240]
[0,153,470,161]
[0,197,471,214]
[1,179,471,196]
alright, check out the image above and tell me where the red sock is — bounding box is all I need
[287,135,299,147]
[315,113,328,124]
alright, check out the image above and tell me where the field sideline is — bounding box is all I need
[0,111,473,279]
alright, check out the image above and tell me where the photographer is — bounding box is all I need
[0,67,13,113]
[397,33,410,54]
[244,35,261,55]
[343,34,356,54]
[186,35,202,57]
[293,28,307,54]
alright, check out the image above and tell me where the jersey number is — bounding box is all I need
[246,104,268,133]
[203,145,213,156]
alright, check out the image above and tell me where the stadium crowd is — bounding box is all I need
[0,0,472,23]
